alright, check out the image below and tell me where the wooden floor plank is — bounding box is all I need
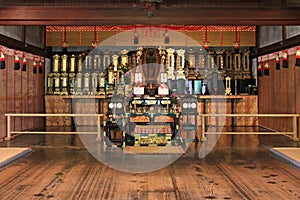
[0,134,299,200]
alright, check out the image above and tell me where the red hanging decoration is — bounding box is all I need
[62,26,68,49]
[219,32,223,46]
[202,26,209,50]
[296,47,300,67]
[282,50,288,68]
[233,26,240,51]
[257,61,262,76]
[33,61,37,74]
[92,26,99,48]
[38,61,43,74]
[22,57,27,71]
[46,25,256,33]
[14,54,20,70]
[264,62,269,76]
[0,52,5,69]
[275,54,280,70]
[78,30,82,46]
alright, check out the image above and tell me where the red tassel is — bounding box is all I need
[296,48,300,67]
[0,52,5,69]
[257,62,262,76]
[38,61,43,74]
[22,57,27,71]
[276,55,280,70]
[203,41,209,50]
[264,62,269,76]
[282,50,288,68]
[14,55,20,70]
[33,61,37,74]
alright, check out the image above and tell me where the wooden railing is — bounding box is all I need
[200,114,299,141]
[5,113,299,142]
[5,113,104,141]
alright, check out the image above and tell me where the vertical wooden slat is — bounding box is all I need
[20,66,23,130]
[5,55,8,136]
[292,115,297,140]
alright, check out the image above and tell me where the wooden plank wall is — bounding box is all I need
[0,47,45,139]
[258,50,300,133]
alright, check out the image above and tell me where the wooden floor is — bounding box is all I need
[0,134,299,200]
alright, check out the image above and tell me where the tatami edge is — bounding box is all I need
[0,148,32,169]
[270,148,300,169]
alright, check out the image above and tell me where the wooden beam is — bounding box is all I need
[0,34,45,56]
[0,7,300,25]
[258,34,300,56]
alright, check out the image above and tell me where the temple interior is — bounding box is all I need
[0,1,299,199]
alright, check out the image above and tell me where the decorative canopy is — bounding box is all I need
[46,25,256,32]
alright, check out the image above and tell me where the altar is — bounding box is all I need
[45,94,257,146]
[45,41,258,147]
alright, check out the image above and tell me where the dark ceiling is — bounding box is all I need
[0,0,300,25]
[0,0,299,7]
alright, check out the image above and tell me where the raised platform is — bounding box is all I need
[0,148,32,168]
[124,146,185,154]
[270,148,300,169]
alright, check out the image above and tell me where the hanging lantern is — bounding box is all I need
[275,54,280,70]
[91,26,99,48]
[233,41,239,49]
[264,62,269,76]
[203,41,209,50]
[0,52,5,69]
[33,61,37,74]
[62,41,69,49]
[233,26,240,52]
[91,41,98,48]
[14,55,20,70]
[282,50,288,68]
[38,61,43,74]
[296,47,300,67]
[257,62,262,76]
[62,26,68,50]
[164,29,170,44]
[22,57,27,71]
[202,26,209,50]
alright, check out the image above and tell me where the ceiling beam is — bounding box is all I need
[0,6,300,26]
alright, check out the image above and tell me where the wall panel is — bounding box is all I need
[258,51,299,137]
[0,45,45,139]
